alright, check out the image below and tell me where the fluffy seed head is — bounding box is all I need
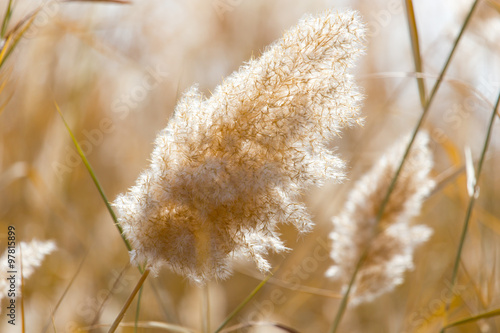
[114,10,365,283]
[326,132,434,305]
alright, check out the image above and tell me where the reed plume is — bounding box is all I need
[114,10,365,283]
[326,132,434,305]
[0,239,56,307]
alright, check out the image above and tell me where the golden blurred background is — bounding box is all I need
[1,0,500,332]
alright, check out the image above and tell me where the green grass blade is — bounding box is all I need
[109,269,151,333]
[404,0,427,107]
[441,308,500,332]
[329,2,480,331]
[446,90,500,313]
[56,103,173,325]
[54,102,132,252]
[330,248,368,333]
[1,0,14,38]
[19,246,25,333]
[214,267,278,333]
[135,285,144,333]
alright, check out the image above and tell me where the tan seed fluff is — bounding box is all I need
[114,10,366,283]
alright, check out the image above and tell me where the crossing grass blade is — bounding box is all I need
[446,89,500,315]
[41,254,88,333]
[214,266,279,333]
[54,101,133,253]
[330,2,480,331]
[440,308,500,332]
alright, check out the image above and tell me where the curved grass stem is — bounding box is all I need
[445,90,500,317]
[214,266,278,333]
[202,284,210,333]
[54,102,133,253]
[108,269,150,333]
[404,0,427,108]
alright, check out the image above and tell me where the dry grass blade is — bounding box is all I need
[202,285,210,333]
[20,246,25,333]
[328,133,434,306]
[464,147,476,197]
[221,322,300,333]
[441,308,500,332]
[113,10,365,283]
[446,89,500,315]
[108,269,150,333]
[432,164,465,196]
[90,263,130,326]
[63,0,132,3]
[42,254,88,333]
[404,0,427,107]
[476,207,500,237]
[134,282,144,333]
[488,0,500,12]
[236,267,342,298]
[0,67,14,116]
[55,102,176,325]
[84,321,198,332]
[361,71,500,119]
[54,101,133,253]
[4,2,499,332]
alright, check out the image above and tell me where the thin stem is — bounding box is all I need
[222,321,300,333]
[0,12,37,69]
[84,321,197,332]
[91,263,131,327]
[446,89,500,314]
[0,0,13,38]
[135,285,144,333]
[108,269,150,333]
[404,0,427,107]
[55,102,132,252]
[329,2,480,331]
[20,245,25,333]
[42,253,88,333]
[214,267,277,333]
[376,0,479,226]
[202,284,210,333]
[441,307,500,332]
[330,249,369,332]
